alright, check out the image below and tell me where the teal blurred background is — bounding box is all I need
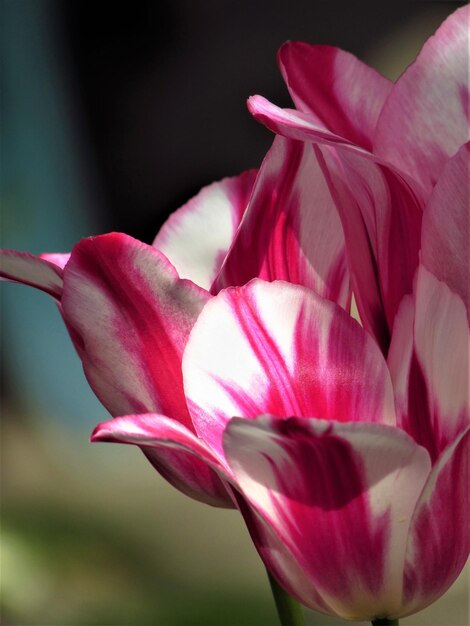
[1,1,467,624]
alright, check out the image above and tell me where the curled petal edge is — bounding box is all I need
[91,413,234,507]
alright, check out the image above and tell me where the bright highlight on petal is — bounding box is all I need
[183,279,395,460]
[154,170,257,291]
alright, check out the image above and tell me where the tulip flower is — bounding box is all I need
[2,5,468,624]
[89,7,469,623]
[247,5,469,356]
[1,134,350,508]
[88,139,469,625]
[90,262,468,621]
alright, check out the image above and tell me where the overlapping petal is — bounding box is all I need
[388,266,469,462]
[248,96,423,351]
[224,416,431,619]
[62,233,209,426]
[247,96,368,153]
[0,249,67,299]
[183,279,395,460]
[153,170,257,291]
[91,413,232,506]
[401,426,470,617]
[213,136,350,308]
[232,492,334,614]
[2,7,468,616]
[61,235,238,505]
[374,5,470,198]
[421,142,469,310]
[279,43,392,150]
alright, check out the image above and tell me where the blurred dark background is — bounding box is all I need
[59,0,464,242]
[1,1,467,625]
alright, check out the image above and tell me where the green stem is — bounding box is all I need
[267,571,306,626]
[372,619,399,626]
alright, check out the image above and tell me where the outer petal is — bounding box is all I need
[232,491,334,615]
[153,170,257,291]
[0,249,66,299]
[400,427,470,618]
[279,43,392,150]
[388,266,469,462]
[213,136,350,308]
[91,413,232,507]
[183,279,396,460]
[374,5,470,198]
[421,142,469,310]
[248,95,423,352]
[224,416,431,619]
[61,233,209,427]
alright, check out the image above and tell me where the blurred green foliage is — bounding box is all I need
[1,503,277,626]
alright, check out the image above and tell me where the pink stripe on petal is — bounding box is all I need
[153,170,257,291]
[318,147,422,352]
[390,266,469,461]
[232,490,334,614]
[224,416,431,619]
[91,413,232,507]
[183,280,395,460]
[279,43,392,150]
[0,249,66,299]
[248,96,423,352]
[248,96,367,154]
[62,233,209,427]
[374,6,470,198]
[421,142,469,311]
[213,136,350,309]
[401,427,470,618]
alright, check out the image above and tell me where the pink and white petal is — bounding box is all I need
[153,170,257,291]
[232,490,335,615]
[413,267,469,454]
[421,142,469,310]
[374,5,470,198]
[62,233,209,428]
[389,266,469,461]
[247,96,368,154]
[279,43,392,150]
[224,416,431,620]
[213,136,350,309]
[248,96,423,351]
[183,279,395,461]
[0,249,66,299]
[91,413,233,507]
[400,426,470,618]
[320,147,422,352]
